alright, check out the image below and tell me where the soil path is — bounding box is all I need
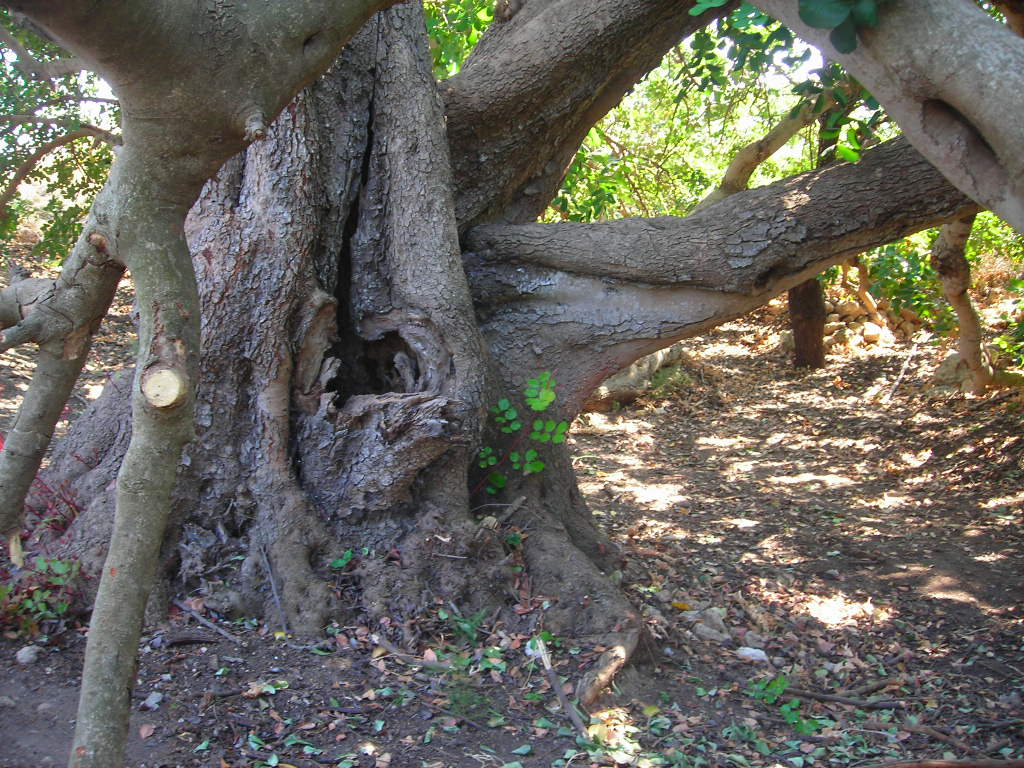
[1,303,1022,767]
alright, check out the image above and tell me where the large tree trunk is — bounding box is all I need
[34,5,638,672]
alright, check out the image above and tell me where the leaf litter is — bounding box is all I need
[1,303,1022,767]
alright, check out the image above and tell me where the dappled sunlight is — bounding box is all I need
[982,492,1024,509]
[578,472,690,517]
[921,573,990,608]
[974,552,1007,562]
[900,448,933,468]
[570,315,1024,764]
[696,435,753,449]
[803,594,892,627]
[722,517,760,529]
[577,412,655,436]
[867,493,914,509]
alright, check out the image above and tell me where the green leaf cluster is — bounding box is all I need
[0,555,81,635]
[524,371,557,411]
[1,10,119,263]
[490,398,522,433]
[424,0,493,78]
[477,372,569,495]
[798,0,888,53]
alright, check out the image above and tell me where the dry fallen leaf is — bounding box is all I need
[138,723,156,740]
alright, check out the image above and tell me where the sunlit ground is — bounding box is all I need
[572,317,1023,762]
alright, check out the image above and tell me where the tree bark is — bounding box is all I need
[930,213,994,395]
[445,0,737,227]
[788,278,826,368]
[70,146,204,768]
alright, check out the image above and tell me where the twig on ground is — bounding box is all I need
[373,636,453,672]
[535,636,588,738]
[969,390,1018,410]
[496,495,527,524]
[843,678,902,697]
[258,545,290,637]
[883,339,920,403]
[787,687,904,710]
[861,718,972,752]
[171,599,241,646]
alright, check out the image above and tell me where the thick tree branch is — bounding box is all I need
[0,222,124,540]
[465,138,977,412]
[467,139,973,293]
[931,213,992,394]
[444,0,738,227]
[753,0,1024,233]
[0,115,121,144]
[6,0,403,159]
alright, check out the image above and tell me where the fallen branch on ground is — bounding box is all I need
[787,687,904,710]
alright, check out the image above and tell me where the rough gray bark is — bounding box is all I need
[753,0,1024,233]
[464,138,974,411]
[2,2,402,766]
[0,184,125,548]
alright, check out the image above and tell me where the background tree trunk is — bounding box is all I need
[788,279,826,368]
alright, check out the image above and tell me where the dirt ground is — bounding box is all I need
[1,288,1022,767]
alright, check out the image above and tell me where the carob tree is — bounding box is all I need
[0,1,1018,766]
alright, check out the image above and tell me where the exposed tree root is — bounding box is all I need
[578,620,643,708]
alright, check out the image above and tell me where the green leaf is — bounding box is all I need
[798,0,852,29]
[511,745,534,755]
[835,144,861,163]
[829,16,859,52]
[688,0,729,16]
[330,550,354,569]
[850,0,879,27]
